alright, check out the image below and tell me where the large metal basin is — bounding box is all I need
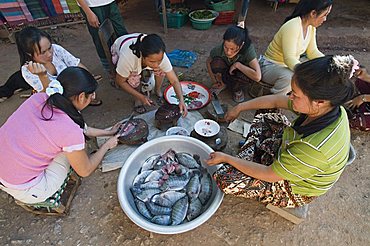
[117,135,224,234]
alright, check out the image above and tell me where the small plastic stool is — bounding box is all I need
[15,170,80,216]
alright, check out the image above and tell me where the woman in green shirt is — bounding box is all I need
[206,55,356,207]
[206,26,261,102]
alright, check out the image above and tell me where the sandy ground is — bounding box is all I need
[0,0,369,245]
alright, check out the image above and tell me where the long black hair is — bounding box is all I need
[284,0,333,23]
[41,67,98,129]
[223,25,252,49]
[293,55,355,107]
[16,26,52,65]
[129,34,166,58]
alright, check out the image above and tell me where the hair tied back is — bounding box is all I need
[46,79,64,96]
[330,55,359,79]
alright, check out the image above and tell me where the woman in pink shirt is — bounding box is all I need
[0,67,119,204]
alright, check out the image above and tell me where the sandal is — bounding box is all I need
[233,90,245,103]
[89,98,103,106]
[93,74,103,82]
[134,105,147,114]
[156,96,165,106]
[210,82,227,96]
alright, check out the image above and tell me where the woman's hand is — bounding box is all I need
[229,62,240,75]
[26,61,47,76]
[127,72,141,88]
[205,152,228,166]
[225,105,241,122]
[139,94,154,106]
[110,122,123,135]
[102,135,119,151]
[179,102,188,117]
[345,95,365,109]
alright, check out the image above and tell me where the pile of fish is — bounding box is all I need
[131,149,213,226]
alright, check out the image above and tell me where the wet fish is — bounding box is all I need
[186,174,201,201]
[151,191,186,207]
[133,188,161,202]
[187,198,202,221]
[151,215,171,225]
[132,170,152,187]
[176,152,200,169]
[141,154,161,171]
[134,198,152,220]
[161,172,190,191]
[199,172,213,205]
[171,196,189,225]
[145,170,164,183]
[146,201,172,216]
[139,181,161,189]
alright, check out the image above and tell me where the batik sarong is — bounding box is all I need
[213,112,316,208]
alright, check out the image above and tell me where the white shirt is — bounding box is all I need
[21,44,80,92]
[114,33,173,78]
[81,0,114,8]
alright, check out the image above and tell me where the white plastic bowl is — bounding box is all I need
[194,119,220,137]
[117,136,224,234]
[166,126,190,136]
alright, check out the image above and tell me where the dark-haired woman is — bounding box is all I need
[346,66,370,131]
[259,0,332,95]
[113,33,187,115]
[0,67,119,204]
[206,55,355,208]
[206,26,261,103]
[17,26,102,106]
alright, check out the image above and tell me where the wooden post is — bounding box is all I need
[161,0,168,34]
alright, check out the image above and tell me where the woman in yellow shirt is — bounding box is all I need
[259,0,332,95]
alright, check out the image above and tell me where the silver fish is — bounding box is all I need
[151,215,171,225]
[145,170,164,183]
[187,198,202,221]
[176,152,200,169]
[161,172,190,191]
[134,188,161,202]
[139,181,161,189]
[134,198,152,220]
[141,154,161,171]
[132,170,152,187]
[174,163,189,175]
[199,172,213,205]
[171,196,189,225]
[146,201,172,216]
[186,174,201,201]
[151,191,186,207]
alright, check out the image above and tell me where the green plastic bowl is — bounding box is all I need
[190,18,213,30]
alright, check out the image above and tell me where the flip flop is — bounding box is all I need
[134,105,147,114]
[93,74,103,82]
[209,83,227,96]
[89,99,103,106]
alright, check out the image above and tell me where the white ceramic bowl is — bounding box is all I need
[194,119,220,137]
[117,136,224,234]
[166,126,190,136]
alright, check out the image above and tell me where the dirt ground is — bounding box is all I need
[1,0,370,245]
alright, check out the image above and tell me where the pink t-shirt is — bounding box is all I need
[0,93,85,189]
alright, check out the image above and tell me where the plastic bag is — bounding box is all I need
[167,49,197,68]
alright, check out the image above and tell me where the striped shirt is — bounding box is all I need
[271,106,350,196]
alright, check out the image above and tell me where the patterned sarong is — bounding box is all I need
[213,111,316,208]
[24,0,47,19]
[0,0,27,25]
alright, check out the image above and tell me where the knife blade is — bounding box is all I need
[118,112,135,136]
[211,92,225,118]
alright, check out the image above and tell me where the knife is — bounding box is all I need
[211,92,225,118]
[118,112,135,136]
